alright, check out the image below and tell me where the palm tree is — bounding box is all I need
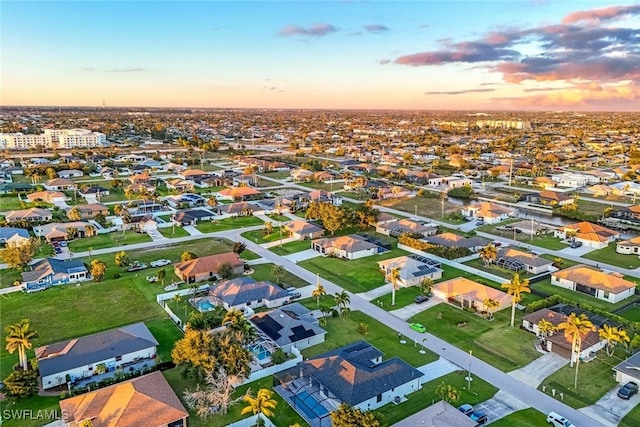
[223,308,245,326]
[558,313,595,388]
[538,319,557,343]
[5,319,38,371]
[599,325,630,357]
[311,274,326,307]
[271,264,285,285]
[84,224,97,237]
[387,268,401,306]
[479,244,498,266]
[420,278,434,296]
[435,381,460,403]
[207,197,218,209]
[67,207,82,221]
[241,388,277,426]
[482,298,500,320]
[334,291,350,319]
[264,221,274,235]
[501,273,531,327]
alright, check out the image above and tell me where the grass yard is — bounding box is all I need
[380,196,462,221]
[409,303,540,372]
[298,182,339,191]
[371,286,424,311]
[0,395,61,427]
[145,318,184,362]
[267,213,290,222]
[302,310,438,368]
[298,295,336,311]
[250,263,309,288]
[516,234,567,250]
[621,403,640,427]
[68,231,152,252]
[489,408,548,427]
[163,369,308,427]
[242,228,286,244]
[617,306,640,322]
[582,243,640,269]
[297,247,409,293]
[539,254,579,268]
[0,196,53,211]
[376,371,498,425]
[532,278,638,312]
[539,348,624,408]
[268,239,312,255]
[195,215,264,233]
[158,226,190,238]
[463,258,534,280]
[261,171,292,180]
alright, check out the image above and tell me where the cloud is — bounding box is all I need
[425,88,496,95]
[364,24,389,33]
[562,5,640,24]
[81,66,145,73]
[279,23,337,37]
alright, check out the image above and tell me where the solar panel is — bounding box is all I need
[252,316,283,340]
[289,325,316,342]
[412,267,439,277]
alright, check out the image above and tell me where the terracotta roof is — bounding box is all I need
[26,191,65,202]
[44,178,75,186]
[59,371,188,427]
[618,236,640,248]
[285,219,324,234]
[5,207,52,221]
[313,235,378,253]
[552,264,636,293]
[174,252,243,277]
[182,169,208,177]
[433,277,512,306]
[561,222,618,242]
[218,187,261,197]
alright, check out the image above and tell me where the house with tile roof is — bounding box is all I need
[432,277,512,312]
[250,303,326,352]
[554,221,619,249]
[67,203,109,220]
[43,178,76,191]
[376,218,437,237]
[173,252,244,283]
[59,371,187,427]
[38,322,158,390]
[21,257,90,291]
[284,220,325,240]
[551,264,636,303]
[217,186,262,201]
[520,191,575,207]
[26,190,66,204]
[205,277,290,311]
[395,400,478,427]
[5,207,53,223]
[34,221,94,242]
[495,247,554,274]
[461,202,513,224]
[312,234,380,260]
[423,232,490,252]
[378,255,443,287]
[617,236,640,255]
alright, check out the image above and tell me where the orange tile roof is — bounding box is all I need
[434,277,511,306]
[218,186,261,197]
[553,264,636,293]
[174,252,243,277]
[562,221,618,242]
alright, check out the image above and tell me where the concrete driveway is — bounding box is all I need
[389,297,444,320]
[473,390,529,424]
[509,351,569,388]
[282,249,321,263]
[579,385,640,427]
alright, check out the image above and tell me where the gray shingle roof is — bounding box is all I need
[250,305,325,347]
[210,277,289,306]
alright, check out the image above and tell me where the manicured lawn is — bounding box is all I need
[165,295,200,326]
[539,254,579,268]
[0,395,61,427]
[380,196,462,220]
[371,286,424,311]
[582,243,640,269]
[298,295,336,311]
[68,231,152,252]
[621,403,640,427]
[0,196,53,211]
[195,215,264,233]
[298,182,338,191]
[539,348,623,408]
[376,371,498,425]
[267,213,290,222]
[250,263,309,288]
[298,247,409,293]
[158,226,190,238]
[532,278,639,312]
[489,408,548,427]
[409,303,540,372]
[261,171,291,179]
[302,311,438,368]
[146,318,184,362]
[617,306,640,322]
[528,235,569,250]
[242,228,285,244]
[164,369,309,427]
[269,239,312,255]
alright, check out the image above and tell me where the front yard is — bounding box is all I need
[67,231,152,252]
[268,239,311,255]
[249,263,309,288]
[195,215,264,233]
[532,278,640,312]
[157,226,190,238]
[489,408,548,427]
[379,196,462,220]
[582,243,640,269]
[242,228,286,244]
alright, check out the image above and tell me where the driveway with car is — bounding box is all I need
[578,384,640,427]
[473,390,529,424]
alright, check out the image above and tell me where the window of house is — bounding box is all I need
[116,356,122,361]
[603,291,609,299]
[376,394,382,403]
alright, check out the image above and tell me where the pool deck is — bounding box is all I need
[274,379,338,427]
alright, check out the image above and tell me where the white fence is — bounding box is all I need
[226,414,276,427]
[241,346,303,385]
[157,285,211,330]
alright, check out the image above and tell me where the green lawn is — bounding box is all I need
[158,226,190,238]
[617,306,640,322]
[463,258,534,279]
[302,311,438,368]
[489,408,548,427]
[0,196,53,211]
[269,239,312,255]
[163,369,308,427]
[371,286,424,311]
[195,215,264,233]
[582,243,640,269]
[298,247,409,293]
[267,213,290,222]
[260,171,291,180]
[527,235,569,250]
[145,318,184,362]
[539,348,623,408]
[298,182,338,191]
[376,371,498,425]
[533,278,639,311]
[409,303,540,372]
[242,228,286,244]
[539,254,579,268]
[68,231,152,252]
[621,403,640,427]
[0,395,61,427]
[250,263,309,288]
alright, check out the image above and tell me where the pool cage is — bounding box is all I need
[495,257,525,272]
[247,330,279,367]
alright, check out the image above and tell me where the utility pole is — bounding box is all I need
[508,159,514,187]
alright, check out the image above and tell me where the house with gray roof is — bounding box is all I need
[614,352,640,385]
[36,322,158,390]
[250,303,326,352]
[206,277,290,311]
[21,258,89,291]
[0,227,30,244]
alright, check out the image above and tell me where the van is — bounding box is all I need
[546,411,575,427]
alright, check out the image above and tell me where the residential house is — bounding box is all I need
[376,218,437,237]
[57,169,83,179]
[5,207,53,223]
[494,248,554,274]
[378,255,443,287]
[79,186,110,198]
[551,264,636,303]
[205,277,290,311]
[432,277,512,312]
[217,201,257,217]
[179,169,210,181]
[42,178,76,192]
[550,172,600,188]
[520,191,575,207]
[173,209,216,225]
[250,303,326,353]
[614,352,640,386]
[308,189,342,206]
[617,236,640,255]
[35,222,94,242]
[126,182,156,194]
[128,173,152,184]
[217,186,262,201]
[0,227,30,244]
[165,193,206,208]
[165,178,194,192]
[21,258,90,291]
[68,203,109,220]
[610,205,640,224]
[290,168,313,182]
[173,252,244,283]
[554,222,619,249]
[126,200,164,215]
[37,322,158,390]
[26,190,66,204]
[533,176,558,189]
[0,183,33,194]
[424,233,490,252]
[397,400,477,427]
[376,186,411,200]
[312,235,380,260]
[461,202,513,224]
[284,220,325,240]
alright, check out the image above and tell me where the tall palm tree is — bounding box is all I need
[157,269,166,286]
[223,308,245,326]
[84,224,97,237]
[558,313,595,388]
[5,319,38,371]
[387,268,401,306]
[420,278,434,296]
[479,244,498,266]
[538,319,557,342]
[311,274,326,307]
[435,382,460,403]
[482,298,500,320]
[501,273,531,327]
[271,264,285,285]
[334,291,350,319]
[599,325,630,357]
[241,388,277,426]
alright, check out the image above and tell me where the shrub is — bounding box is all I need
[271,348,288,365]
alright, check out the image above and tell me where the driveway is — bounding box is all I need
[389,297,443,320]
[579,385,640,427]
[282,249,321,263]
[183,225,202,236]
[557,245,597,256]
[473,390,529,424]
[417,357,461,381]
[508,351,569,388]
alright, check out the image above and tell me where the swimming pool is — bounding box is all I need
[249,343,272,361]
[198,300,214,311]
[293,390,329,419]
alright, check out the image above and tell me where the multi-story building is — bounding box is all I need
[0,129,106,150]
[0,133,52,150]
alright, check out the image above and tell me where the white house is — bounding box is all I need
[312,235,379,260]
[614,352,640,385]
[616,236,640,255]
[378,255,443,287]
[461,201,513,224]
[554,221,619,249]
[551,265,636,303]
[36,323,158,390]
[57,170,84,179]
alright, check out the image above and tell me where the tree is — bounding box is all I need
[113,204,124,216]
[0,239,37,270]
[538,319,556,342]
[5,319,37,371]
[181,251,197,262]
[3,370,38,398]
[90,259,107,281]
[263,221,274,235]
[183,367,242,417]
[241,389,277,426]
[420,278,434,296]
[67,207,82,221]
[334,291,350,319]
[312,275,326,307]
[330,404,383,427]
[218,262,233,279]
[84,224,97,237]
[172,328,217,372]
[207,197,218,209]
[387,268,401,306]
[558,312,596,388]
[501,273,531,327]
[478,244,498,266]
[482,298,500,320]
[158,269,167,286]
[66,227,79,240]
[45,167,57,179]
[232,241,246,255]
[435,381,460,403]
[114,251,130,270]
[599,325,630,357]
[271,264,285,284]
[223,308,245,326]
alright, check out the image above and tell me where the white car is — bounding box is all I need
[150,259,172,267]
[546,412,575,427]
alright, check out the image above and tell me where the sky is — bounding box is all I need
[2,1,640,111]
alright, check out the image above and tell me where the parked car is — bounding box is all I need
[470,410,488,425]
[285,287,297,294]
[150,259,172,267]
[493,241,503,247]
[570,241,583,249]
[414,295,430,304]
[617,382,639,399]
[288,292,302,300]
[458,404,474,416]
[546,411,575,427]
[126,261,148,272]
[476,221,485,226]
[410,323,426,333]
